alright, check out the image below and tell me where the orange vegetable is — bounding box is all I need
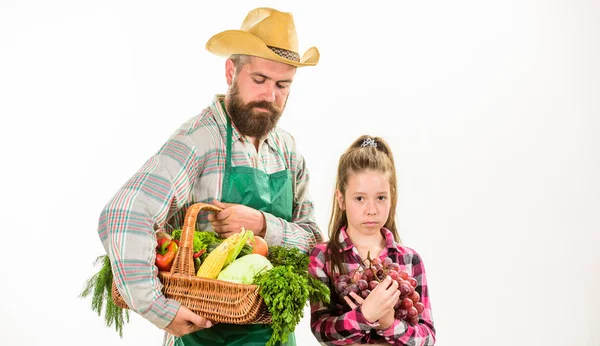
[252,236,269,257]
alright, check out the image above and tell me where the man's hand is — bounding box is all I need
[208,200,266,238]
[164,305,213,337]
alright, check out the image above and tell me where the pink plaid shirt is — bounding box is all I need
[308,227,436,345]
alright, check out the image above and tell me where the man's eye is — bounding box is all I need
[253,78,266,84]
[276,83,289,89]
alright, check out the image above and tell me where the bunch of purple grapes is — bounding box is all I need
[335,256,424,326]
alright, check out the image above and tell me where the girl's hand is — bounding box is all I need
[344,276,400,323]
[376,308,396,330]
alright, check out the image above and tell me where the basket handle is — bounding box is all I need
[169,202,222,276]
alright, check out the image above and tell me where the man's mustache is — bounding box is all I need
[246,101,280,114]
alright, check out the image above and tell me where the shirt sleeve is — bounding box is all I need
[308,246,379,345]
[376,251,436,345]
[97,134,202,329]
[263,149,323,254]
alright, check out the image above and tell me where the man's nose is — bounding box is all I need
[260,85,276,102]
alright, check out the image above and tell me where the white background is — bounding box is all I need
[1,0,599,345]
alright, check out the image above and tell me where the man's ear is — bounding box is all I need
[336,190,345,210]
[225,58,235,86]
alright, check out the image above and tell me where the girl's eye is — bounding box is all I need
[378,196,387,201]
[355,197,364,202]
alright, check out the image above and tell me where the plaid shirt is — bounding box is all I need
[97,95,323,345]
[308,227,436,345]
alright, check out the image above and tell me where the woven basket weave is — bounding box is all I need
[111,202,272,324]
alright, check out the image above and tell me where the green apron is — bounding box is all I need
[177,114,296,345]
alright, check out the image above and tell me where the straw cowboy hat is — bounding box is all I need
[206,7,319,67]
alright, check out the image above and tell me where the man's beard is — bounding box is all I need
[225,83,283,138]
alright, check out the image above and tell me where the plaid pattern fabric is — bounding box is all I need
[308,228,436,345]
[97,95,323,345]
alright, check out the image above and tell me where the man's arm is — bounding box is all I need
[98,134,201,328]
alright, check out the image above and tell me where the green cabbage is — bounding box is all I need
[217,254,273,284]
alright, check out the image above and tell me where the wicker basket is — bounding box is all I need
[111,202,272,324]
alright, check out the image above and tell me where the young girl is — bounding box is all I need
[309,135,436,345]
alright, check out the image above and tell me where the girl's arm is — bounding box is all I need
[310,299,380,345]
[308,246,379,345]
[377,251,436,345]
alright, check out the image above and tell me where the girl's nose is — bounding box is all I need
[366,203,377,216]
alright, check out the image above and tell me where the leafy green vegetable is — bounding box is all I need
[171,229,222,255]
[79,255,129,337]
[267,245,330,304]
[267,245,309,272]
[254,246,331,346]
[306,274,331,304]
[254,266,309,346]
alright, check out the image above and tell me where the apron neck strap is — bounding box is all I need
[225,116,233,171]
[221,99,234,171]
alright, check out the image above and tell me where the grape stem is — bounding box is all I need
[363,251,382,283]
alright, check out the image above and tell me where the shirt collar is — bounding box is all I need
[338,226,398,253]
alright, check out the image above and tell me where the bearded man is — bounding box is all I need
[97,7,323,346]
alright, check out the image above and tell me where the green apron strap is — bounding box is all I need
[223,113,233,195]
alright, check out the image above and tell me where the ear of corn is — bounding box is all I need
[225,229,254,267]
[196,228,252,279]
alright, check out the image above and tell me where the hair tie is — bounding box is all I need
[361,138,378,148]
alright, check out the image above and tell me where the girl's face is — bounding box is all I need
[337,169,391,237]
